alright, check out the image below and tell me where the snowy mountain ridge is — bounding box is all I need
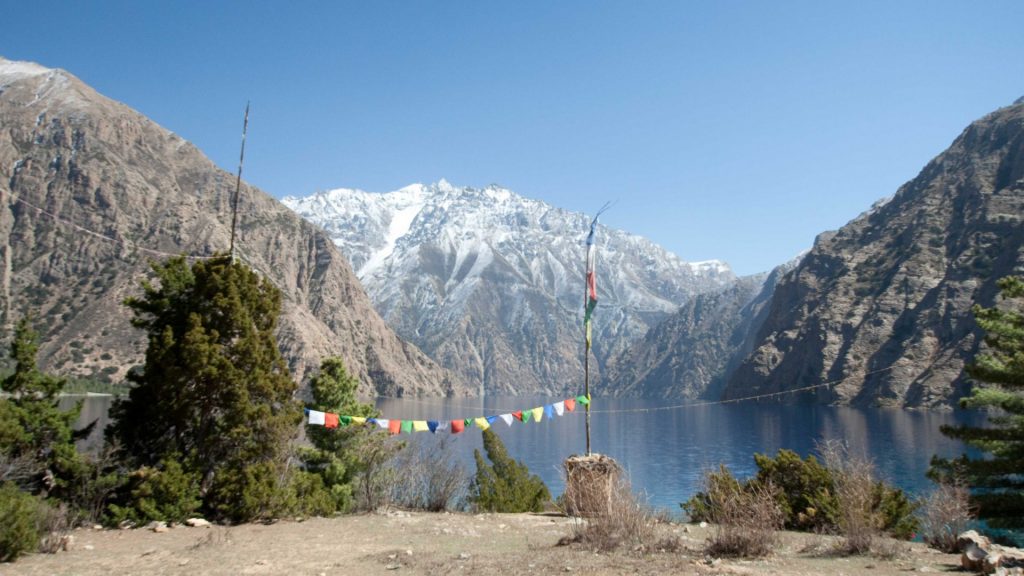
[283,180,736,394]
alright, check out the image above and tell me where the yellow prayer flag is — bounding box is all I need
[351,417,366,425]
[474,417,490,430]
[531,407,544,423]
[413,420,429,432]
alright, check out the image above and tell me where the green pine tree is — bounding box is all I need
[470,428,549,512]
[931,275,1024,532]
[299,357,380,513]
[0,317,86,500]
[107,254,302,522]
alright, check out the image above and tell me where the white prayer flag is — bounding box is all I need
[375,419,390,429]
[308,410,326,426]
[499,413,514,427]
[554,401,565,417]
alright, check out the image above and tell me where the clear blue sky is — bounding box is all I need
[4,1,1023,275]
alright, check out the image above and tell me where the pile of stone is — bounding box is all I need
[959,530,1024,575]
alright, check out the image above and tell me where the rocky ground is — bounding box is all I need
[8,511,968,576]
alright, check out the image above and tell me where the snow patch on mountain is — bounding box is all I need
[283,180,737,393]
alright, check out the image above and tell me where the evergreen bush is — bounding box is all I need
[105,457,200,525]
[470,428,549,513]
[682,449,919,540]
[299,357,380,514]
[0,482,43,562]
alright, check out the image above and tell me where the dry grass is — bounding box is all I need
[819,440,883,555]
[918,482,974,553]
[37,502,72,554]
[700,469,784,558]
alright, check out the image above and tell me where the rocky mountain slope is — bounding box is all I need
[723,98,1024,407]
[604,260,799,399]
[283,182,735,394]
[0,57,462,397]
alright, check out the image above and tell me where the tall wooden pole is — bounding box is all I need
[583,202,610,457]
[229,102,250,262]
[585,334,591,456]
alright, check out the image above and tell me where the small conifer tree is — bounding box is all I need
[300,357,380,512]
[108,254,302,522]
[0,317,86,500]
[470,428,549,512]
[931,275,1024,531]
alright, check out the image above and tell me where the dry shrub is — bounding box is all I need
[918,482,975,553]
[819,440,882,555]
[38,502,72,554]
[389,435,468,512]
[563,472,658,552]
[700,466,784,558]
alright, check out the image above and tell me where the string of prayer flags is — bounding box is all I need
[304,394,590,436]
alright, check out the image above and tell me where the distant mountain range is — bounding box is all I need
[283,181,735,394]
[4,55,1021,408]
[0,57,463,397]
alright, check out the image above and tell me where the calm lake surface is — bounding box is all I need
[68,395,985,515]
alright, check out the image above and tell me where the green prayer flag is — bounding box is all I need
[576,394,590,406]
[340,415,352,426]
[522,409,533,423]
[400,420,413,434]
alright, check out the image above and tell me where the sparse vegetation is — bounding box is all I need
[389,435,468,512]
[562,473,661,552]
[695,465,783,557]
[918,482,974,553]
[683,445,919,556]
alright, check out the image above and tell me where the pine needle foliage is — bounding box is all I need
[470,428,550,513]
[108,254,302,522]
[931,275,1024,531]
[0,318,86,500]
[299,357,381,513]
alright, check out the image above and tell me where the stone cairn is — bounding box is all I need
[562,453,620,517]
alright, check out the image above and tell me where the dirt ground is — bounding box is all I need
[6,512,963,576]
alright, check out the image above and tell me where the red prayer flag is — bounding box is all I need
[388,420,402,435]
[565,398,576,412]
[512,411,523,422]
[324,413,340,429]
[451,419,465,434]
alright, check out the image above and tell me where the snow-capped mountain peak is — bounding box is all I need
[282,180,736,394]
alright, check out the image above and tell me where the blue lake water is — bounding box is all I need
[70,394,986,515]
[373,395,986,514]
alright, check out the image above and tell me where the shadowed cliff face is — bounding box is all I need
[0,57,464,397]
[724,101,1024,407]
